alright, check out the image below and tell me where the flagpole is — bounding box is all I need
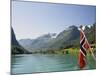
[89,47,96,60]
[85,38,96,61]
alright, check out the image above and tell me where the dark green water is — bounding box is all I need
[11,54,96,74]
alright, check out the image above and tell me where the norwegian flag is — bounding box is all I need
[78,28,90,69]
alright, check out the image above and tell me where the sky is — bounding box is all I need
[12,1,96,40]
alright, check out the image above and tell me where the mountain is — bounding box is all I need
[30,33,57,48]
[19,39,33,47]
[18,24,96,53]
[45,25,80,50]
[11,28,20,46]
[11,28,29,54]
[19,26,80,52]
[19,33,57,52]
[84,23,96,44]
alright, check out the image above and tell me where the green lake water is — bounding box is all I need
[11,54,96,74]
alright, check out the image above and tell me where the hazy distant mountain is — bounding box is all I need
[30,33,57,48]
[19,39,33,47]
[19,33,57,52]
[11,28,29,54]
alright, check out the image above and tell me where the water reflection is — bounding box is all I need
[11,54,96,74]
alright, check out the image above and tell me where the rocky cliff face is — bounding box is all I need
[11,28,29,54]
[11,28,19,46]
